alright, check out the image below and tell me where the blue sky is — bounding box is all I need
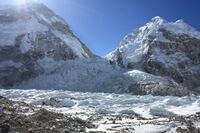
[1,0,200,56]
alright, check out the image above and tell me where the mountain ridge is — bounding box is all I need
[106,16,200,93]
[0,3,199,96]
[0,2,94,87]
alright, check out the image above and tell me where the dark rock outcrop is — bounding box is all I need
[128,81,192,96]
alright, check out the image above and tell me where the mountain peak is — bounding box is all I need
[150,16,167,25]
[175,19,185,23]
[0,2,94,58]
[106,17,200,93]
[106,16,200,69]
[151,16,166,22]
[0,2,94,86]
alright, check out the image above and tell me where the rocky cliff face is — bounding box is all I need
[0,3,94,87]
[106,16,200,93]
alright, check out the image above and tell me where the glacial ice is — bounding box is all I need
[0,89,199,119]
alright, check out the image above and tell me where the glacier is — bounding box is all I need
[1,89,199,117]
[0,88,200,132]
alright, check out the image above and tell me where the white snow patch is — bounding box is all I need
[161,20,200,39]
[53,30,88,58]
[19,33,35,53]
[124,69,170,84]
[36,12,66,25]
[134,124,168,133]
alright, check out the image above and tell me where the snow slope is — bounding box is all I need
[106,16,200,67]
[15,58,129,93]
[0,2,93,58]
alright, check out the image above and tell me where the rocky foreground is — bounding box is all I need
[0,96,94,133]
[0,95,200,133]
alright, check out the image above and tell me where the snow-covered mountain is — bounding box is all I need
[0,3,200,132]
[0,2,94,87]
[0,2,199,96]
[106,16,200,93]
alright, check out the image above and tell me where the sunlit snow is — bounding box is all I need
[1,89,199,118]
